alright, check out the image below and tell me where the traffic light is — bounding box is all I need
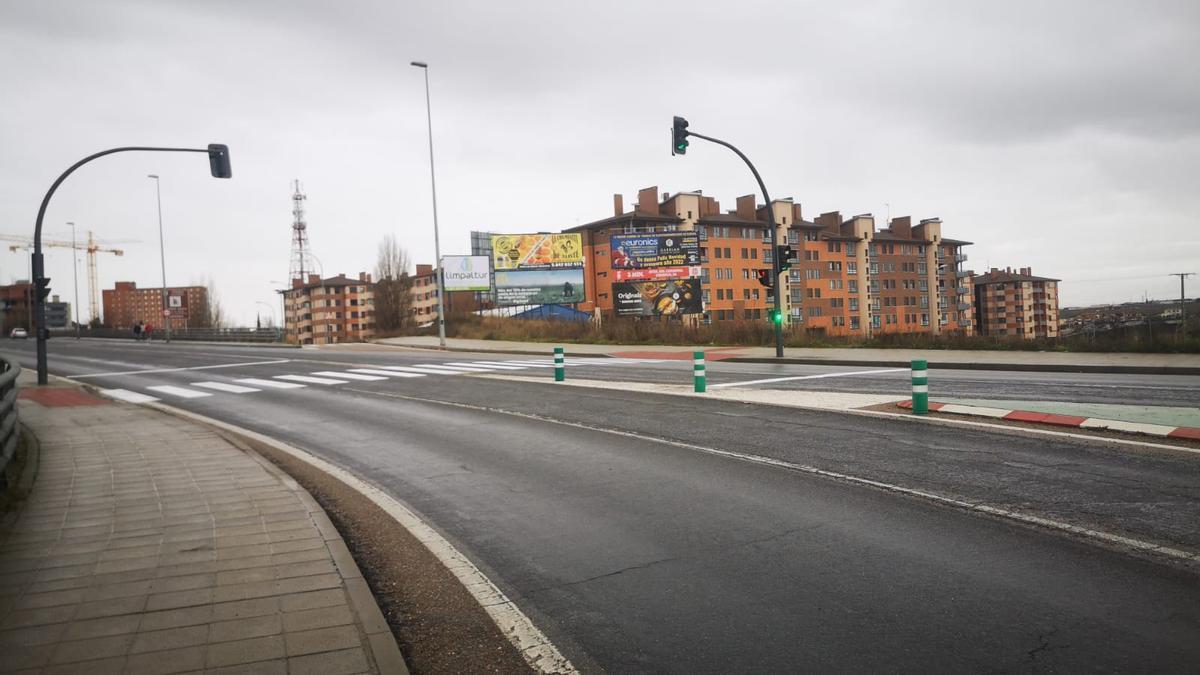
[755,269,772,288]
[208,143,232,179]
[776,245,794,272]
[672,116,689,156]
[35,277,51,300]
[769,308,783,324]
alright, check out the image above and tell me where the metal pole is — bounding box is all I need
[686,130,784,357]
[31,145,223,384]
[68,222,81,338]
[412,61,447,348]
[149,175,171,343]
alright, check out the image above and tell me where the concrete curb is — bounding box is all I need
[74,336,300,349]
[897,400,1200,441]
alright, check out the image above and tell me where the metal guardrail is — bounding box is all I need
[50,327,284,343]
[1,355,20,491]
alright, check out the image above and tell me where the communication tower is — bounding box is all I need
[289,179,312,282]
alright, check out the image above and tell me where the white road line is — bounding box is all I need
[146,385,213,399]
[314,371,387,381]
[235,378,306,389]
[347,368,425,378]
[99,388,160,403]
[191,382,261,394]
[473,360,555,368]
[382,365,465,375]
[70,359,291,379]
[709,367,908,389]
[414,363,498,372]
[446,361,527,370]
[275,374,349,385]
[348,387,1200,565]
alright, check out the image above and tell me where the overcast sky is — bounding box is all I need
[2,0,1197,325]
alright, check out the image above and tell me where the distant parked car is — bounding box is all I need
[9,328,28,339]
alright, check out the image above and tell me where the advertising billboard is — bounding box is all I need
[490,233,585,306]
[610,233,700,272]
[614,278,702,317]
[442,255,492,292]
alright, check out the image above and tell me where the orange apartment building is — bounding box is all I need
[281,273,375,345]
[410,263,481,327]
[569,186,974,336]
[102,282,208,330]
[973,267,1060,339]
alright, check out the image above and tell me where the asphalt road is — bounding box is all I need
[5,338,1200,672]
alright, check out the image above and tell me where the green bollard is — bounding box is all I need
[911,358,928,414]
[554,346,565,382]
[694,351,706,393]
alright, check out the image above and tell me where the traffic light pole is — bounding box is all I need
[31,145,230,385]
[684,130,785,357]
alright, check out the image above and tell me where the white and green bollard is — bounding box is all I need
[694,351,706,393]
[911,358,928,414]
[554,346,565,382]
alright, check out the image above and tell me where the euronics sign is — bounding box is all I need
[442,255,491,292]
[610,233,700,272]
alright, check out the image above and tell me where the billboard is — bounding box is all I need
[491,233,585,306]
[613,266,702,282]
[442,255,491,292]
[491,233,583,271]
[614,278,702,317]
[610,233,700,272]
[166,293,188,320]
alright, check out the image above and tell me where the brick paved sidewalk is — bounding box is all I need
[0,375,405,674]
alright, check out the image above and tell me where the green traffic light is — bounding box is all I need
[770,309,782,324]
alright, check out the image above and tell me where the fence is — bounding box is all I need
[50,327,284,343]
[0,355,19,492]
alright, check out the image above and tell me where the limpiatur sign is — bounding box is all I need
[441,255,492,291]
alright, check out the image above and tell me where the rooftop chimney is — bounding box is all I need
[735,194,756,221]
[636,186,658,214]
[613,193,624,217]
[308,274,320,285]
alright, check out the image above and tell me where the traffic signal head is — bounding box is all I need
[35,277,51,300]
[672,116,689,156]
[769,308,783,324]
[776,245,794,272]
[208,144,232,179]
[755,269,773,288]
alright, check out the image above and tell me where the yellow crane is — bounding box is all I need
[3,232,127,325]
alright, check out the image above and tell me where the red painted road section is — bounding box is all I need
[19,388,110,407]
[896,400,1200,440]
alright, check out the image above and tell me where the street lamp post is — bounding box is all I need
[411,60,447,349]
[147,174,171,343]
[30,144,230,384]
[66,221,81,339]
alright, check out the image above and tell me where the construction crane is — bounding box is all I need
[3,232,127,325]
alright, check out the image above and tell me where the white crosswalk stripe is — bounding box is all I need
[314,371,387,381]
[235,378,306,389]
[146,385,212,399]
[347,368,425,378]
[446,361,526,370]
[471,360,554,368]
[382,366,465,375]
[191,382,260,394]
[100,389,159,403]
[275,374,349,385]
[413,363,496,372]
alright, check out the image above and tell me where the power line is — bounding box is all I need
[1169,272,1195,333]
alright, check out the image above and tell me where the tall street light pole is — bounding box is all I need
[66,221,81,339]
[411,60,447,349]
[148,174,171,343]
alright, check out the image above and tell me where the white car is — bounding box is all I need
[9,327,28,339]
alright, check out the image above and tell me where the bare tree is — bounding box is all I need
[374,234,413,332]
[198,276,224,329]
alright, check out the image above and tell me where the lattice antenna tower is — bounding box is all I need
[289,179,312,282]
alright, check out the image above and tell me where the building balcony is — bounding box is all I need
[957,302,972,311]
[955,253,968,262]
[956,286,970,295]
[956,270,971,278]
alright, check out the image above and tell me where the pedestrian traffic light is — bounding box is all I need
[207,143,232,179]
[755,269,772,288]
[769,308,783,324]
[672,116,689,156]
[776,245,794,272]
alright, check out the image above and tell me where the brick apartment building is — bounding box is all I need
[102,282,208,330]
[973,267,1060,339]
[568,186,974,336]
[0,282,33,333]
[410,263,480,327]
[282,273,375,345]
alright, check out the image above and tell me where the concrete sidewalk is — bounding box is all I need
[0,373,405,674]
[374,336,1200,374]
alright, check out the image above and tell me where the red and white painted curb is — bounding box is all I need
[897,400,1200,441]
